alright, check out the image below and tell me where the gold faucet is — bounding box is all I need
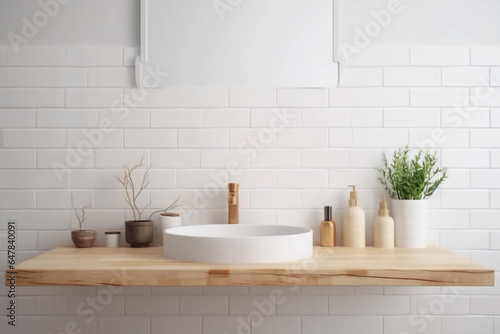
[228,183,239,224]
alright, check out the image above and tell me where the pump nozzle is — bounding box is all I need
[378,196,389,216]
[348,185,359,207]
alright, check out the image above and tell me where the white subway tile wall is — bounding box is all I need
[0,48,6,66]
[384,67,441,87]
[410,46,470,66]
[339,67,383,87]
[229,88,277,107]
[0,46,499,334]
[0,68,34,88]
[34,68,88,88]
[7,48,66,67]
[348,46,410,67]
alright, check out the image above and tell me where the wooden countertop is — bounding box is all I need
[5,246,494,286]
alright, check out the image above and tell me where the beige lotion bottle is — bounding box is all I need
[374,196,395,248]
[343,185,365,248]
[320,206,336,247]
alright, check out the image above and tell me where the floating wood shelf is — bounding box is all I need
[5,246,494,287]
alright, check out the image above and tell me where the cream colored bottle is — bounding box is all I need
[320,206,336,247]
[343,185,365,248]
[374,196,394,248]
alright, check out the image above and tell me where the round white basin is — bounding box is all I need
[163,224,313,264]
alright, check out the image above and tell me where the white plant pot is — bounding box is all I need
[158,213,182,233]
[391,199,427,248]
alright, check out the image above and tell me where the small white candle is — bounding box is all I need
[105,231,121,248]
[159,213,182,232]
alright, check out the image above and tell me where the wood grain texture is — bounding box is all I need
[4,246,494,286]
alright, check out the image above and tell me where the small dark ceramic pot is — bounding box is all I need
[125,220,154,248]
[71,230,97,248]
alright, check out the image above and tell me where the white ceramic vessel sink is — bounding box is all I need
[163,224,313,264]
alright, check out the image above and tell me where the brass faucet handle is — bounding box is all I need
[228,183,239,224]
[228,183,239,192]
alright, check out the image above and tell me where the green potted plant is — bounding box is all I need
[378,146,447,248]
[71,194,96,248]
[117,158,181,248]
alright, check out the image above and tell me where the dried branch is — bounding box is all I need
[134,164,150,204]
[147,196,182,221]
[117,159,181,221]
[71,193,90,231]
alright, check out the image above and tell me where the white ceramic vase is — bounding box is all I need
[158,213,182,233]
[390,199,427,248]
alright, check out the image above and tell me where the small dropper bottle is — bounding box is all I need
[320,206,336,247]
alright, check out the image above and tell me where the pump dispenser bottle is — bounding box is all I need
[343,185,365,248]
[374,196,394,248]
[320,206,336,247]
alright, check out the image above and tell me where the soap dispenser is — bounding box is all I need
[374,196,394,248]
[343,185,366,248]
[320,206,336,247]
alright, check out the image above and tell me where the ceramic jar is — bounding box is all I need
[105,231,121,248]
